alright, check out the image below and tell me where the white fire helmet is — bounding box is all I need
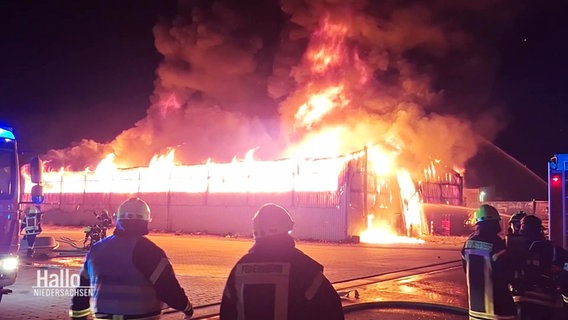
[116,198,151,222]
[24,206,39,215]
[252,203,294,239]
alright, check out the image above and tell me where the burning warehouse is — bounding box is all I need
[27,1,502,242]
[26,145,469,243]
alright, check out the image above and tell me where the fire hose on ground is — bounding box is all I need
[161,301,468,319]
[162,260,465,319]
[342,301,468,316]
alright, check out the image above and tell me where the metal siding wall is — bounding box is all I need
[82,192,110,207]
[292,207,345,241]
[206,193,249,206]
[147,203,168,231]
[294,192,339,207]
[169,205,255,236]
[246,193,294,208]
[44,193,60,205]
[142,192,170,205]
[170,193,205,206]
[39,190,349,241]
[421,203,474,236]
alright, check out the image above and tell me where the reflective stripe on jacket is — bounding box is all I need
[87,235,162,316]
[220,235,344,320]
[24,215,40,235]
[462,233,516,320]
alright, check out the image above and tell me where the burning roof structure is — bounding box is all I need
[27,144,466,242]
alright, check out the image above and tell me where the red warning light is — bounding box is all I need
[551,174,562,186]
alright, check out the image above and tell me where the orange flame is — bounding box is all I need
[360,214,425,244]
[294,85,349,129]
[307,15,348,73]
[32,148,351,195]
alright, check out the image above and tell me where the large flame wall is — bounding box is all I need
[25,149,469,241]
[28,156,357,241]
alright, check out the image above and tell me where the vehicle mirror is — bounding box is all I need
[30,156,43,184]
[31,185,44,204]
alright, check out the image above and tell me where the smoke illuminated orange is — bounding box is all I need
[27,10,467,245]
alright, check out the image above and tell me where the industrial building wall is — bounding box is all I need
[31,190,349,242]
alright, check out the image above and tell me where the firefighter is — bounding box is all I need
[560,266,568,316]
[69,197,194,320]
[505,210,530,297]
[508,211,527,235]
[98,209,113,239]
[513,215,568,319]
[82,223,102,249]
[461,204,516,320]
[20,205,42,257]
[219,203,344,320]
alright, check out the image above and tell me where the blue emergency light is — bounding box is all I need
[0,127,15,140]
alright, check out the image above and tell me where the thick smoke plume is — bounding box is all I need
[44,0,512,174]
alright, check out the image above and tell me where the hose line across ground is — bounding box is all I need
[342,300,468,316]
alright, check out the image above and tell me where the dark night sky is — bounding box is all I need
[0,1,176,151]
[489,0,568,181]
[1,0,567,183]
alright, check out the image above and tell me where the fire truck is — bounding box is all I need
[0,126,43,302]
[548,154,568,249]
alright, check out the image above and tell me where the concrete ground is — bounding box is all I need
[0,226,468,319]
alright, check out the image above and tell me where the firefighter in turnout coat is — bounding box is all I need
[20,205,42,257]
[462,204,516,320]
[219,203,344,320]
[505,211,531,300]
[69,198,194,320]
[513,215,568,319]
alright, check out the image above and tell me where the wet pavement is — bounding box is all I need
[0,227,468,319]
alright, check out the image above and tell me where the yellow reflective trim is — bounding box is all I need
[469,309,493,319]
[234,262,291,320]
[492,249,506,262]
[149,258,168,284]
[69,308,91,318]
[483,255,494,315]
[469,309,516,319]
[465,240,493,251]
[93,315,160,320]
[305,271,324,300]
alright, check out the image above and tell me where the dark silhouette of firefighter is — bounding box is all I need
[507,211,527,235]
[505,210,530,299]
[462,204,516,320]
[83,210,113,249]
[70,197,194,320]
[82,224,103,250]
[20,206,42,257]
[220,203,344,320]
[97,209,113,238]
[510,215,568,320]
